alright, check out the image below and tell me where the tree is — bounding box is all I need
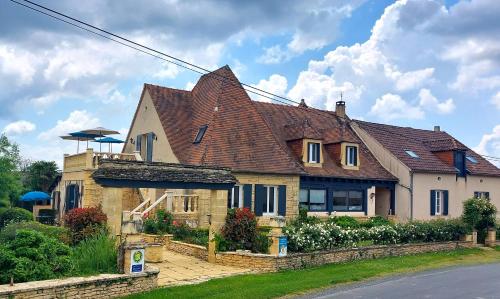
[23,161,59,192]
[0,134,23,207]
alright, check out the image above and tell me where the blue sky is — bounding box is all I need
[0,0,499,167]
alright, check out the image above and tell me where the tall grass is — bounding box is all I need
[72,233,118,276]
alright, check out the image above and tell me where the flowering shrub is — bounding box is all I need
[462,198,496,243]
[64,207,107,245]
[221,208,257,251]
[369,225,398,245]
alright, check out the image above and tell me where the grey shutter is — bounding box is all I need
[278,185,287,216]
[430,190,436,216]
[443,190,449,216]
[243,184,252,209]
[146,133,154,162]
[136,134,142,152]
[254,185,265,216]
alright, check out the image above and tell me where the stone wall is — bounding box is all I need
[0,267,159,299]
[215,241,474,272]
[166,240,208,261]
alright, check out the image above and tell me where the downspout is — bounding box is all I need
[409,171,414,220]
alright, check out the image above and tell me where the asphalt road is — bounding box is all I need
[297,263,500,299]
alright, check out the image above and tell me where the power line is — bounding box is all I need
[9,0,303,107]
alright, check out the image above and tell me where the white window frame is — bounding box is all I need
[308,142,320,163]
[263,185,278,216]
[230,185,243,209]
[435,190,443,216]
[346,146,357,166]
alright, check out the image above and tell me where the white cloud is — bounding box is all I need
[257,45,290,64]
[2,120,36,135]
[491,91,500,109]
[103,90,126,104]
[474,124,500,167]
[0,45,37,86]
[395,68,435,91]
[369,93,424,120]
[38,110,100,141]
[418,88,455,114]
[251,74,288,103]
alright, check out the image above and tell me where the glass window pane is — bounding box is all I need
[333,191,347,210]
[348,195,363,211]
[299,189,308,203]
[310,190,326,203]
[349,191,362,199]
[269,187,275,213]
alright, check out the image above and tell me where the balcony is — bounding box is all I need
[63,148,136,172]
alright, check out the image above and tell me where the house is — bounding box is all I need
[351,121,500,221]
[122,65,398,226]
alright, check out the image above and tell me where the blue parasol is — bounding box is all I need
[21,191,50,202]
[93,137,124,152]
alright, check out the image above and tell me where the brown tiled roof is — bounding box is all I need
[355,120,500,177]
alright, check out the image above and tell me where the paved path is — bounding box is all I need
[152,250,253,286]
[298,263,500,299]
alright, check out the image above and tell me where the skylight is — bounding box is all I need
[466,155,478,164]
[405,150,419,158]
[193,125,208,144]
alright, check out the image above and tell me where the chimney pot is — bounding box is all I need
[298,99,308,108]
[434,125,440,132]
[335,100,346,118]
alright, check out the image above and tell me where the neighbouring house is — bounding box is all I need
[122,65,398,226]
[351,121,500,221]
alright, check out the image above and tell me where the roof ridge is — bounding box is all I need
[144,83,190,93]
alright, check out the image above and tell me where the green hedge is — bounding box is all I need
[0,221,69,244]
[0,208,33,228]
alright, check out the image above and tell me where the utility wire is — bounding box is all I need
[10,0,303,107]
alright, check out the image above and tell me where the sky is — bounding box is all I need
[1,0,500,168]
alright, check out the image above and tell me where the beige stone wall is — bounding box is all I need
[122,90,179,163]
[0,267,159,299]
[215,241,473,272]
[166,240,208,261]
[413,173,500,220]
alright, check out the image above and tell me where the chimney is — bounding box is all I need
[434,125,440,132]
[298,98,308,108]
[335,100,346,118]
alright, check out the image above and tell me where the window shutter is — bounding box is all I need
[278,185,287,216]
[136,134,142,152]
[485,192,490,199]
[430,190,436,216]
[316,144,321,163]
[243,184,252,209]
[443,190,449,216]
[345,147,349,165]
[146,133,154,162]
[254,185,265,216]
[353,147,358,166]
[227,189,232,209]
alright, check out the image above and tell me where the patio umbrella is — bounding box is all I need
[80,127,120,152]
[20,191,50,202]
[60,134,99,153]
[92,137,124,153]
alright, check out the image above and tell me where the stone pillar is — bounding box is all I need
[367,186,376,217]
[123,244,146,275]
[101,187,123,236]
[208,189,228,263]
[485,228,497,247]
[267,216,287,257]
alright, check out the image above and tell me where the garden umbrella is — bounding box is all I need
[92,137,124,153]
[60,134,99,153]
[20,191,50,202]
[80,127,120,152]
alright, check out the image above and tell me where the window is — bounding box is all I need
[308,142,321,163]
[193,125,208,144]
[435,190,443,215]
[332,190,363,211]
[228,185,243,209]
[299,189,326,211]
[474,191,490,200]
[346,146,358,166]
[263,186,278,215]
[466,155,478,163]
[405,150,419,158]
[454,151,466,177]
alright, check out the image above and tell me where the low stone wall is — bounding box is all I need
[215,241,474,272]
[0,266,159,299]
[166,240,208,261]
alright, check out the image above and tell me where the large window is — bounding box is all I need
[332,190,363,211]
[263,186,278,216]
[228,185,243,209]
[300,189,326,211]
[435,190,443,215]
[346,146,358,166]
[308,142,321,163]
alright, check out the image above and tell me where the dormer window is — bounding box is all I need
[346,146,358,166]
[454,150,466,177]
[308,142,321,163]
[193,125,208,144]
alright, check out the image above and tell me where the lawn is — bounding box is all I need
[126,247,500,299]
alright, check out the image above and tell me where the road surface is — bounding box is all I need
[298,263,500,299]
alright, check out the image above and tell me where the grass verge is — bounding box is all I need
[125,247,500,299]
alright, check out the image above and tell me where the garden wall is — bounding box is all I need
[215,241,474,272]
[0,266,159,299]
[166,240,208,261]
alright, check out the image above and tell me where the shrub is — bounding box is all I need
[71,232,117,275]
[369,225,399,245]
[0,208,33,228]
[143,218,158,234]
[0,230,73,284]
[328,216,359,229]
[64,207,107,245]
[462,198,496,232]
[142,210,173,235]
[0,221,69,244]
[361,216,393,228]
[221,208,258,251]
[253,233,271,254]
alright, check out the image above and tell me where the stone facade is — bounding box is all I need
[166,240,208,261]
[0,267,159,299]
[215,241,474,272]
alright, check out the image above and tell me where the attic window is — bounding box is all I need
[466,155,478,164]
[405,150,419,158]
[193,125,208,144]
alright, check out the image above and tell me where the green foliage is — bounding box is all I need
[22,161,59,193]
[462,198,497,232]
[0,221,69,244]
[64,207,108,245]
[0,134,23,208]
[172,224,209,247]
[213,233,230,252]
[221,208,258,252]
[328,216,360,229]
[0,230,73,284]
[143,218,158,234]
[71,232,118,276]
[360,216,393,228]
[253,233,271,254]
[0,207,33,228]
[143,210,174,235]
